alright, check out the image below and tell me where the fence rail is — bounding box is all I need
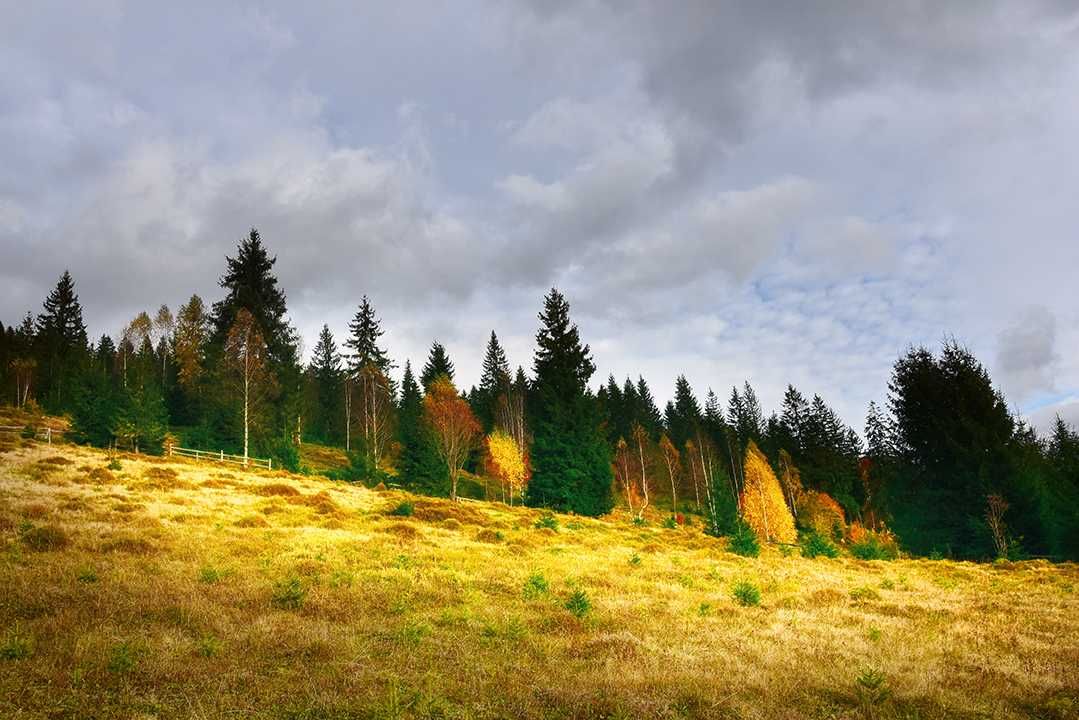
[168,445,272,470]
[0,425,63,444]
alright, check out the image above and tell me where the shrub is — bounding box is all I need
[522,572,549,599]
[76,566,98,583]
[389,501,414,517]
[107,458,122,471]
[632,516,647,527]
[270,439,301,473]
[21,524,69,552]
[662,516,678,530]
[851,537,899,561]
[107,641,138,674]
[271,576,306,609]
[728,520,760,558]
[0,628,32,660]
[629,552,642,566]
[197,635,221,658]
[198,565,222,584]
[564,588,592,618]
[732,580,761,607]
[534,512,559,531]
[855,667,891,714]
[800,531,839,559]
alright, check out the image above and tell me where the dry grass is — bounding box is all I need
[0,441,1077,719]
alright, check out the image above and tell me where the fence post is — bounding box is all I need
[47,428,51,445]
[268,458,272,471]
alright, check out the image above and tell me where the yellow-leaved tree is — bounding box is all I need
[739,441,797,544]
[486,430,528,505]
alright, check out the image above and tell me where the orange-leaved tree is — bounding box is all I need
[739,440,797,544]
[423,376,481,501]
[658,433,681,513]
[486,430,528,505]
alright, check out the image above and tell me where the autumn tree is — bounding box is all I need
[739,440,797,544]
[153,304,174,387]
[424,376,481,501]
[397,361,449,493]
[223,309,276,465]
[174,295,209,395]
[486,430,527,504]
[659,433,682,513]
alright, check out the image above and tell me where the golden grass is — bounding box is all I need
[0,441,1077,719]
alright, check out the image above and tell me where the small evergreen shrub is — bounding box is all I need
[632,516,647,527]
[107,458,122,471]
[0,628,32,660]
[522,572,549,599]
[107,641,138,674]
[629,552,642,566]
[728,521,760,558]
[271,576,306,609]
[389,501,414,517]
[800,531,839,559]
[662,516,678,530]
[564,588,592,618]
[197,634,222,658]
[851,537,898,561]
[198,565,222,584]
[76,566,98,583]
[732,580,761,607]
[855,667,891,713]
[534,512,559,531]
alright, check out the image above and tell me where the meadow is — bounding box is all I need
[0,432,1077,719]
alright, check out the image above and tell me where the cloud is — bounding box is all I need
[997,306,1059,401]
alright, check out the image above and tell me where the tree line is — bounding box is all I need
[2,229,1077,561]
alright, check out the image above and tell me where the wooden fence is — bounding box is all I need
[168,445,272,470]
[0,425,63,444]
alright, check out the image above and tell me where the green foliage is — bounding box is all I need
[526,289,613,517]
[76,566,98,583]
[0,628,32,660]
[107,641,139,674]
[396,361,450,495]
[662,515,678,529]
[534,512,559,531]
[389,501,414,517]
[107,457,122,471]
[271,576,306,609]
[800,531,839,559]
[564,588,592,618]
[522,572,549,599]
[855,667,891,715]
[269,438,301,473]
[198,565,222,584]
[732,580,761,607]
[629,552,642,566]
[850,537,898,561]
[727,520,760,558]
[197,634,222,658]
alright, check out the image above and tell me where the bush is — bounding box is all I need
[271,576,306,609]
[662,516,678,530]
[269,439,301,473]
[107,458,122,471]
[851,537,899,561]
[522,572,549,599]
[564,588,592,618]
[198,565,222,584]
[20,425,35,440]
[0,629,32,660]
[389,501,414,517]
[732,580,761,607]
[76,566,98,583]
[727,520,760,558]
[800,531,839,559]
[534,512,559,531]
[21,524,69,552]
[107,641,139,674]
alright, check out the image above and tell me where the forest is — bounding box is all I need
[3,229,1077,562]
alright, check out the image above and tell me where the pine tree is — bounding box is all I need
[636,377,663,436]
[35,270,88,409]
[421,341,455,389]
[397,361,448,494]
[526,289,612,516]
[307,325,343,442]
[475,331,511,431]
[344,295,392,375]
[667,375,701,449]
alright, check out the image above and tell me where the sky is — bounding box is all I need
[2,1,1078,434]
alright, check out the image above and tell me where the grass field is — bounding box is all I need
[0,435,1077,719]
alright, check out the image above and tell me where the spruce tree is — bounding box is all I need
[344,295,393,375]
[397,360,449,494]
[307,325,343,442]
[526,289,612,516]
[667,375,702,449]
[636,376,663,437]
[474,331,511,430]
[35,270,88,409]
[420,341,455,389]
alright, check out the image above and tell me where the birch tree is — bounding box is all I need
[224,309,275,465]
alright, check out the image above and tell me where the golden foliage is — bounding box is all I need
[739,441,797,544]
[485,431,528,504]
[797,490,846,539]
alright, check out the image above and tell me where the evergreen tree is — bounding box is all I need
[35,270,88,409]
[344,295,392,376]
[474,331,511,431]
[667,375,701,449]
[421,341,455,389]
[307,325,343,442]
[636,376,663,436]
[526,289,612,516]
[397,361,449,494]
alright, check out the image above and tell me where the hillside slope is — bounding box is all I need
[0,440,1076,719]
